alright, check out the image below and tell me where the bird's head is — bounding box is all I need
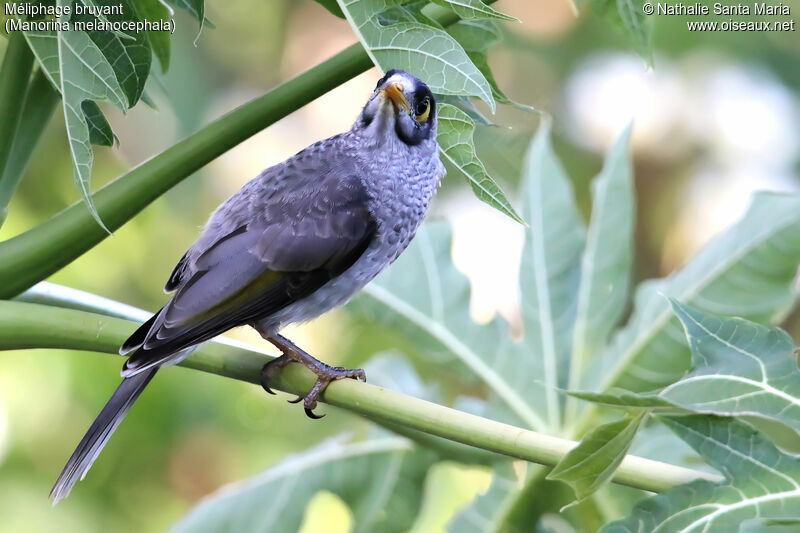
[356,70,437,147]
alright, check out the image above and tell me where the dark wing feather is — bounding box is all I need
[164,252,189,292]
[121,167,376,375]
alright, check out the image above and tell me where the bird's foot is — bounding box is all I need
[259,334,366,419]
[295,363,366,419]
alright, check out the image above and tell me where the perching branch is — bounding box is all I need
[2,294,721,494]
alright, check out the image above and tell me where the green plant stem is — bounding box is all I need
[0,299,721,494]
[0,1,474,299]
[0,70,59,227]
[0,32,34,209]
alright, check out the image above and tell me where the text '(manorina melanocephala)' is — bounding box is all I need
[51,70,445,503]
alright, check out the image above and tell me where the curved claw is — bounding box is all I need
[287,395,304,404]
[305,408,325,419]
[259,364,277,395]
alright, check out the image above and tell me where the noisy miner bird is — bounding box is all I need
[50,69,444,503]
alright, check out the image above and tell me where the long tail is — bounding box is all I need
[50,367,159,504]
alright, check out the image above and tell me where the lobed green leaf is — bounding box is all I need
[25,0,130,231]
[337,0,495,109]
[602,415,800,532]
[437,103,523,223]
[548,412,646,505]
[175,436,436,533]
[447,463,521,533]
[518,122,586,427]
[81,100,116,146]
[354,223,550,431]
[566,126,635,425]
[663,302,800,436]
[590,192,800,394]
[78,0,152,106]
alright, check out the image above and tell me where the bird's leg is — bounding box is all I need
[259,333,366,419]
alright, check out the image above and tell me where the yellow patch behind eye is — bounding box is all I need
[416,100,431,123]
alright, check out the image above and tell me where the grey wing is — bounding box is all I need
[120,157,376,375]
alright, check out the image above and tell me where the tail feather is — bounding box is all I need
[50,368,158,504]
[119,308,162,355]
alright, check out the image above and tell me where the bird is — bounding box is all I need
[50,69,445,503]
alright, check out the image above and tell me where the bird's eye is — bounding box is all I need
[415,97,431,123]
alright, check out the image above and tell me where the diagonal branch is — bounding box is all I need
[1,296,720,494]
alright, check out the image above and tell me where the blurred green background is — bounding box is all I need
[1,0,798,530]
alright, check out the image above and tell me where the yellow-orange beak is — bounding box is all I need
[381,82,410,114]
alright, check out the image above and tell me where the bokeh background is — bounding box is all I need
[1,0,799,530]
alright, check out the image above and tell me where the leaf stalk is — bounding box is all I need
[0,69,59,227]
[0,31,35,223]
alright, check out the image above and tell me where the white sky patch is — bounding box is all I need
[566,53,800,269]
[692,65,800,171]
[447,194,524,328]
[564,54,687,156]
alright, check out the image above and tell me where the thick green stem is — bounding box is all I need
[0,44,372,297]
[0,299,721,494]
[0,69,59,227]
[0,32,35,213]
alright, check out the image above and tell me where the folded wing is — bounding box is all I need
[121,165,376,375]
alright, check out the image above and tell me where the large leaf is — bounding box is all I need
[447,463,520,533]
[353,223,551,431]
[602,416,800,532]
[18,0,172,224]
[547,412,646,505]
[662,302,800,435]
[24,0,129,230]
[175,436,436,533]
[590,192,800,393]
[76,0,152,106]
[518,122,586,428]
[585,302,800,437]
[336,0,495,109]
[569,125,634,385]
[81,100,116,146]
[437,103,523,224]
[352,127,638,433]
